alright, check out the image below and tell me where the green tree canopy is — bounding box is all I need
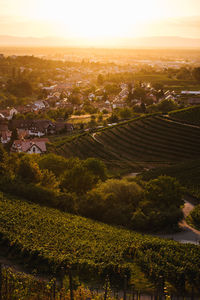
[145,175,184,208]
[17,156,42,184]
[60,163,95,194]
[83,158,107,182]
[38,153,68,177]
[193,67,200,82]
[157,99,178,113]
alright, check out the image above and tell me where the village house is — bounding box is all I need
[0,123,12,144]
[0,108,18,120]
[32,100,46,111]
[10,119,53,137]
[11,138,49,154]
[10,119,74,136]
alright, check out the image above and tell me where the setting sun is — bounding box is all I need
[34,0,161,39]
[0,0,200,46]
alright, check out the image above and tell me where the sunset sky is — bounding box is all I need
[0,0,200,45]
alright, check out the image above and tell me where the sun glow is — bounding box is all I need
[32,0,163,39]
[1,0,200,45]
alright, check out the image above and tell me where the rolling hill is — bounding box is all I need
[1,192,200,292]
[50,115,200,171]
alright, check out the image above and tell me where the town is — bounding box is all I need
[0,51,200,154]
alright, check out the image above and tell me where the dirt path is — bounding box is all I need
[156,200,200,244]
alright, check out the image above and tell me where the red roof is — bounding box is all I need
[12,138,49,153]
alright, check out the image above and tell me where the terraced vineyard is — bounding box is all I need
[50,115,200,168]
[1,193,200,293]
[169,105,200,126]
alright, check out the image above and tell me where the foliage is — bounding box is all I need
[140,159,200,198]
[17,155,42,184]
[157,99,178,113]
[187,204,200,230]
[6,79,33,97]
[38,153,69,177]
[0,193,200,292]
[40,169,60,190]
[80,179,143,226]
[60,163,95,194]
[193,67,200,82]
[83,157,107,181]
[144,175,183,208]
[131,176,184,232]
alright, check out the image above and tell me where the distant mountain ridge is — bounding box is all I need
[0,35,200,48]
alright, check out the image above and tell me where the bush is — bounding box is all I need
[80,179,143,226]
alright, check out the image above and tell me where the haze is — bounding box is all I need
[0,0,200,47]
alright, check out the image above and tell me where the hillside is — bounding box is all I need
[50,115,200,171]
[140,159,200,199]
[169,106,200,125]
[1,193,200,293]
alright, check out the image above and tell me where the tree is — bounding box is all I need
[83,179,144,226]
[152,83,164,90]
[107,113,119,123]
[119,108,132,119]
[83,158,107,182]
[157,99,178,113]
[7,80,33,97]
[131,176,184,232]
[133,87,146,101]
[97,74,104,85]
[145,175,183,208]
[0,144,6,163]
[38,153,68,177]
[88,115,97,128]
[7,128,18,151]
[176,67,191,80]
[60,163,95,194]
[193,67,200,82]
[17,156,42,184]
[40,169,59,190]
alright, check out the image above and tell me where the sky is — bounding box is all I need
[0,0,200,45]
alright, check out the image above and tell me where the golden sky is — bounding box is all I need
[0,0,200,45]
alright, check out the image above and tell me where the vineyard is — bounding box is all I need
[50,115,200,171]
[0,193,200,295]
[169,105,200,125]
[0,266,113,300]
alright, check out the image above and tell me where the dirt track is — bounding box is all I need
[156,201,200,244]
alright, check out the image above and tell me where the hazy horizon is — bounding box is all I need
[1,0,200,47]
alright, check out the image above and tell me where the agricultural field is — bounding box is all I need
[0,193,200,295]
[49,114,200,173]
[169,105,200,125]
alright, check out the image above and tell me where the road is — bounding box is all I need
[156,200,200,244]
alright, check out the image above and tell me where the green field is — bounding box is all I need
[0,193,200,293]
